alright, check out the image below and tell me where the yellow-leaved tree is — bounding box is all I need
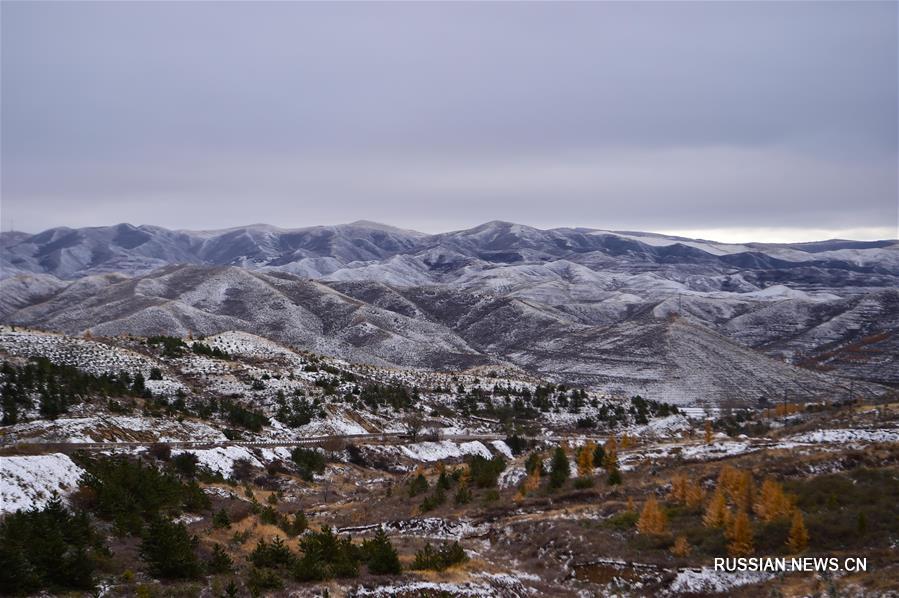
[637,497,668,535]
[727,510,754,556]
[577,441,596,478]
[670,535,691,557]
[786,509,809,554]
[703,488,729,528]
[755,478,792,522]
[603,436,618,473]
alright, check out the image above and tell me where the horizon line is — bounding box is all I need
[1,219,897,246]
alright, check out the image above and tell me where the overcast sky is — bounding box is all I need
[2,2,897,242]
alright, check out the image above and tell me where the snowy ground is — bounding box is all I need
[0,453,85,514]
[172,446,263,478]
[665,567,774,595]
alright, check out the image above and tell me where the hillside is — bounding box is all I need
[2,267,883,406]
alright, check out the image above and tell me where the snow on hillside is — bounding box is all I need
[628,414,693,439]
[785,428,899,445]
[0,453,85,514]
[666,567,774,594]
[0,329,153,375]
[4,416,227,443]
[388,440,494,462]
[0,328,187,395]
[172,446,262,478]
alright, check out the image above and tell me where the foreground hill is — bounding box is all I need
[1,327,897,597]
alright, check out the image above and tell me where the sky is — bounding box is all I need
[2,1,897,242]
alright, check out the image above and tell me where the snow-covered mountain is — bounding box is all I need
[2,221,897,402]
[3,220,897,286]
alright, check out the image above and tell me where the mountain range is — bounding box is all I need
[2,221,897,404]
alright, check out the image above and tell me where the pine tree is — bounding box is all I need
[703,488,728,528]
[786,510,809,554]
[223,579,239,597]
[213,508,231,529]
[577,442,595,479]
[636,497,667,535]
[592,443,606,469]
[607,467,622,486]
[454,478,472,505]
[139,518,201,579]
[670,535,691,557]
[365,528,401,575]
[549,446,570,490]
[727,510,753,556]
[207,544,233,574]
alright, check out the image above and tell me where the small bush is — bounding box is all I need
[410,541,468,571]
[290,448,326,482]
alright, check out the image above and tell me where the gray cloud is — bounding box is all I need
[2,2,896,240]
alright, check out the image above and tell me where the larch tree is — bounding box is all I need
[637,497,668,535]
[668,475,688,503]
[727,510,754,556]
[703,488,729,528]
[786,509,809,554]
[670,475,705,508]
[603,436,619,474]
[577,442,596,479]
[670,535,691,557]
[755,478,792,522]
[523,465,541,494]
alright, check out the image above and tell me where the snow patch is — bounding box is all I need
[0,454,85,514]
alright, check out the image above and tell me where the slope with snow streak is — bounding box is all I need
[0,454,85,514]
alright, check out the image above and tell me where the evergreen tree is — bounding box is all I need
[548,446,570,490]
[454,477,472,505]
[139,518,201,579]
[607,467,622,486]
[207,544,233,574]
[364,528,401,575]
[408,472,429,497]
[213,508,231,529]
[0,497,102,594]
[592,443,605,468]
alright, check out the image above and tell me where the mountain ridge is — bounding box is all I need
[2,221,897,403]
